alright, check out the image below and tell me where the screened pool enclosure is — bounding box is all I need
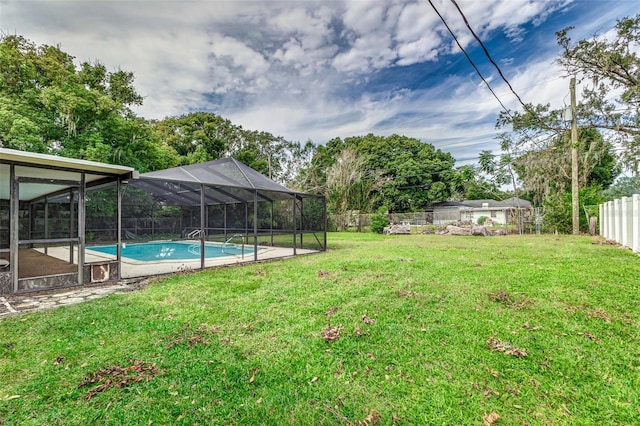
[0,149,326,295]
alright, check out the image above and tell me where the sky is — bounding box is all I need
[1,0,638,165]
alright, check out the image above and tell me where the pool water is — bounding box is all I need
[87,241,252,261]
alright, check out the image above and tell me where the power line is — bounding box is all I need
[426,0,512,116]
[375,76,563,132]
[449,0,528,110]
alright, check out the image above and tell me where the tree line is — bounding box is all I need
[2,15,639,234]
[0,34,503,208]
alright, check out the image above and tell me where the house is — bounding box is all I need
[429,198,533,226]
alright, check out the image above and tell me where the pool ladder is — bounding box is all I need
[222,233,245,257]
[187,229,204,256]
[186,229,203,239]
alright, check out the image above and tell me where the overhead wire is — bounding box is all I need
[426,0,512,117]
[374,75,563,132]
[449,0,529,111]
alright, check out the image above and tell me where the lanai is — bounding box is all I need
[0,148,136,294]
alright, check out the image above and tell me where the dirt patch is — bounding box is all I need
[78,359,159,399]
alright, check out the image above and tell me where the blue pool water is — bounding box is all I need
[87,241,252,261]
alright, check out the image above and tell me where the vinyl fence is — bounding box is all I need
[599,194,640,253]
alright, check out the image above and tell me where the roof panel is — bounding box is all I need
[0,148,136,201]
[138,157,297,195]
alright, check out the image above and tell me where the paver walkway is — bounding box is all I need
[0,281,145,319]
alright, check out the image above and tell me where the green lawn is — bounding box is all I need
[1,233,639,425]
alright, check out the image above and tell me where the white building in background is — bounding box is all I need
[430,198,533,226]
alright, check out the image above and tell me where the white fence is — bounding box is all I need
[599,194,640,253]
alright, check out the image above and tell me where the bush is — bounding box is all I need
[370,207,390,234]
[542,186,604,233]
[477,216,488,225]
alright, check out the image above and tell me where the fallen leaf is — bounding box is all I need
[310,376,318,384]
[362,315,376,325]
[482,411,499,426]
[322,325,343,342]
[486,336,527,357]
[325,306,339,316]
[582,331,603,343]
[364,408,381,425]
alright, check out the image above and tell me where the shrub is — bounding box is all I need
[477,216,489,225]
[370,207,389,234]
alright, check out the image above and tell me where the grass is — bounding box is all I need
[1,232,639,425]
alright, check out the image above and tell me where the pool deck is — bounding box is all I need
[40,243,316,278]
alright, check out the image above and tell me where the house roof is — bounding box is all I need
[432,197,532,209]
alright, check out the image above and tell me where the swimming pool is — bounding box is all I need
[87,241,253,262]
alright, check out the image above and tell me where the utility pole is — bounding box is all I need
[570,77,579,234]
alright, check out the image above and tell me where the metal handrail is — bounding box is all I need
[222,233,244,258]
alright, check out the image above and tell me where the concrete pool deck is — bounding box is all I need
[39,243,317,278]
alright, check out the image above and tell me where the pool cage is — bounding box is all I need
[1,149,326,294]
[114,158,327,278]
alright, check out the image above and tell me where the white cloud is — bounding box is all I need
[1,0,634,165]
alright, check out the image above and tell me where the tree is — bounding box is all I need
[152,112,236,164]
[152,112,312,184]
[448,165,506,200]
[0,34,173,171]
[499,16,640,175]
[555,16,640,173]
[513,128,619,205]
[602,175,640,199]
[325,147,385,231]
[493,16,640,232]
[303,134,457,213]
